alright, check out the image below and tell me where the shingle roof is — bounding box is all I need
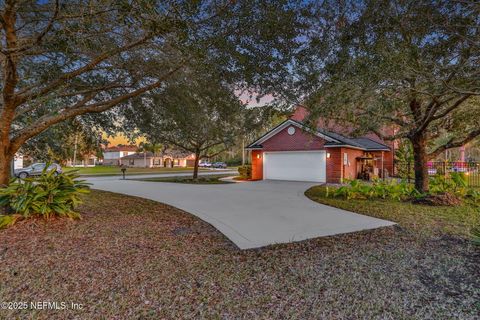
[246,119,391,151]
[350,138,390,151]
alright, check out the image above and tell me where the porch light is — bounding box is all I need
[256,154,261,159]
[326,152,331,158]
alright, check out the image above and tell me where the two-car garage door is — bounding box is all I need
[263,151,326,183]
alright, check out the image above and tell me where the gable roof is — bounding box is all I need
[104,145,138,152]
[246,119,340,149]
[246,119,390,152]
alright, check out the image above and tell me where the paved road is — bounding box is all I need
[88,178,395,249]
[84,170,237,181]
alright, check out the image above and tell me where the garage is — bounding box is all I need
[263,151,326,182]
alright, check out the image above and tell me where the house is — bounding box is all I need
[119,150,195,168]
[66,154,98,167]
[14,153,23,169]
[103,145,138,165]
[246,107,393,183]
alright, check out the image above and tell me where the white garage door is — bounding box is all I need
[264,151,326,182]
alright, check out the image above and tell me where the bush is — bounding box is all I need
[0,169,90,228]
[237,165,252,179]
[472,227,480,245]
[225,158,242,167]
[332,179,419,201]
[430,172,467,195]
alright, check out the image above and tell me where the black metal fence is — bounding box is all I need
[394,161,480,187]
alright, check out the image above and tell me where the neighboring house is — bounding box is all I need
[66,154,98,167]
[246,107,393,183]
[14,153,23,169]
[119,150,195,168]
[103,145,138,165]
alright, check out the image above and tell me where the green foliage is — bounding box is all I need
[238,165,252,179]
[430,172,468,195]
[332,179,419,201]
[0,169,90,227]
[472,227,480,245]
[331,174,480,207]
[395,141,414,180]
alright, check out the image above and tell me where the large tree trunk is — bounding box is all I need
[410,133,429,193]
[193,151,201,180]
[0,149,14,187]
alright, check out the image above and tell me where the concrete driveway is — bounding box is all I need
[88,177,395,249]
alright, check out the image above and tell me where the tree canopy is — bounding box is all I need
[0,0,308,184]
[302,0,480,191]
[125,70,246,178]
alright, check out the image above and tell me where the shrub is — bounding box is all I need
[430,172,467,195]
[0,169,90,228]
[332,179,419,201]
[472,227,480,245]
[237,165,252,179]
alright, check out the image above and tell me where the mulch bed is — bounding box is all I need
[0,190,478,319]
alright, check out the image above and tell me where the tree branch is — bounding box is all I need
[15,35,154,106]
[9,65,183,154]
[428,128,480,160]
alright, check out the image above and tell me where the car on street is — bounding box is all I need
[14,163,62,179]
[212,162,227,169]
[198,161,212,168]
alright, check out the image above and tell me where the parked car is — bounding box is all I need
[198,161,212,168]
[212,162,227,169]
[14,163,62,179]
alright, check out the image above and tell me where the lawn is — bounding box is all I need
[305,185,480,238]
[63,165,209,176]
[135,174,233,184]
[0,190,478,319]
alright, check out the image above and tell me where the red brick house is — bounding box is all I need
[246,107,393,183]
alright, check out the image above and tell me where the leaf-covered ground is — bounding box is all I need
[0,190,478,319]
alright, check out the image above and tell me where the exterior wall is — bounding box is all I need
[103,158,120,166]
[342,148,364,180]
[251,150,263,180]
[104,151,121,160]
[261,125,326,151]
[14,154,23,169]
[326,148,342,183]
[120,157,152,168]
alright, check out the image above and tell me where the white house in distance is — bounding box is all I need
[66,154,98,167]
[14,153,23,169]
[103,145,138,165]
[119,150,196,168]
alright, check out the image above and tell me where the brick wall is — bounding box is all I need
[342,148,365,180]
[261,125,326,151]
[251,150,263,180]
[326,148,342,183]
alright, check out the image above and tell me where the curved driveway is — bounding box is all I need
[88,175,395,249]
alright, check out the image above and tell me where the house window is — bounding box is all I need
[154,159,161,166]
[129,159,135,165]
[287,126,296,135]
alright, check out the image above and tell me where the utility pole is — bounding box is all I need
[242,138,245,166]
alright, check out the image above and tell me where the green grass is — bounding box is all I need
[135,174,233,184]
[63,166,208,176]
[305,185,480,238]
